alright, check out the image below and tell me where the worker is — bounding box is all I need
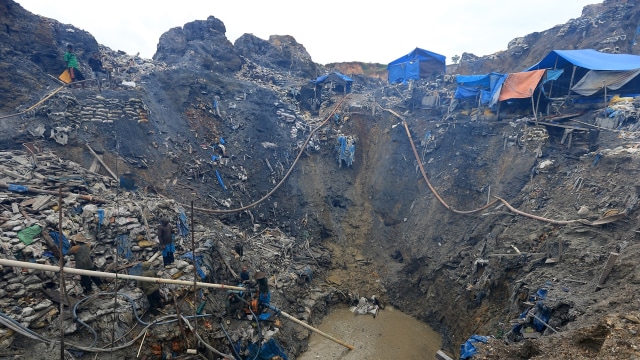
[239,266,250,282]
[138,262,162,314]
[157,217,175,266]
[225,291,244,319]
[64,44,85,88]
[68,242,103,294]
[87,51,107,90]
[254,271,271,313]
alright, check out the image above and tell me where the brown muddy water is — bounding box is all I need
[297,305,442,360]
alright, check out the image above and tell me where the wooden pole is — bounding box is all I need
[58,187,65,360]
[0,258,245,291]
[268,304,355,350]
[567,65,577,100]
[191,200,197,338]
[548,57,559,98]
[530,89,538,125]
[85,144,118,181]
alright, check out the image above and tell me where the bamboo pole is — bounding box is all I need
[267,304,355,350]
[0,258,245,291]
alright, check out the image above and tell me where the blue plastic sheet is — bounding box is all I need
[336,135,355,167]
[178,211,189,237]
[49,231,71,255]
[181,251,206,280]
[7,184,28,192]
[117,234,133,260]
[532,301,552,332]
[247,338,288,360]
[97,209,105,234]
[460,335,489,359]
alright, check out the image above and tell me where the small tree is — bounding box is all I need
[451,55,460,65]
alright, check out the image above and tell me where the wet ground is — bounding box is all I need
[297,305,442,360]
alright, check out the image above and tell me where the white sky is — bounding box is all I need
[17,0,596,65]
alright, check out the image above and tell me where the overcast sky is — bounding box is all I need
[17,0,596,65]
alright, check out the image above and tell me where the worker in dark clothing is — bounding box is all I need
[68,242,103,294]
[225,292,244,319]
[138,262,162,314]
[240,266,250,282]
[254,271,271,313]
[88,51,107,90]
[157,217,175,266]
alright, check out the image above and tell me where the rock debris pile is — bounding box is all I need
[0,148,339,358]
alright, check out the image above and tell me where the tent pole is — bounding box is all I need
[603,80,607,105]
[530,89,538,125]
[549,57,559,98]
[567,65,577,101]
[535,85,543,116]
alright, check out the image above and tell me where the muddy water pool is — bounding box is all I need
[297,305,442,360]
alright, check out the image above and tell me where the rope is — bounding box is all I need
[184,94,351,214]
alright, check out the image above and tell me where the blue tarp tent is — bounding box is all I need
[526,49,640,71]
[312,71,353,93]
[388,47,446,84]
[526,49,640,98]
[454,72,507,108]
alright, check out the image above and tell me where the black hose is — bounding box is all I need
[219,320,242,360]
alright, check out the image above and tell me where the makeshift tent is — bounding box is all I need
[311,71,353,94]
[498,69,546,101]
[495,69,549,117]
[526,49,640,98]
[454,72,507,108]
[388,47,446,84]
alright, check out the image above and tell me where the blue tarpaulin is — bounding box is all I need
[460,335,490,359]
[116,234,133,260]
[312,71,353,93]
[181,251,206,280]
[526,50,640,98]
[247,338,288,360]
[527,49,640,71]
[388,47,446,84]
[7,184,28,192]
[454,72,507,107]
[178,211,189,237]
[49,231,71,255]
[336,135,355,167]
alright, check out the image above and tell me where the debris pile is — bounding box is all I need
[0,148,343,357]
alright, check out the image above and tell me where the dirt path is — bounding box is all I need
[297,305,442,360]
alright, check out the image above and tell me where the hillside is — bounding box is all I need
[1,0,640,359]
